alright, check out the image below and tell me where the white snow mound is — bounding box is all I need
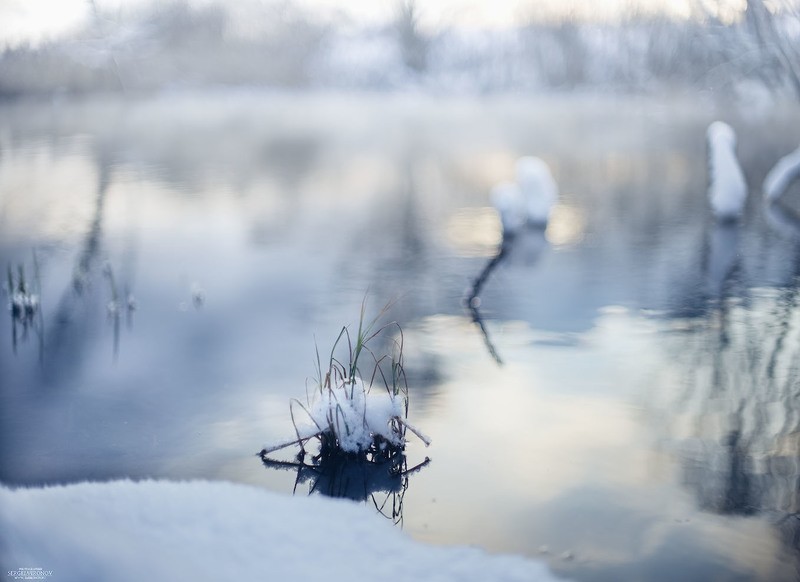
[516,156,558,226]
[300,376,405,453]
[491,157,558,236]
[1,480,567,582]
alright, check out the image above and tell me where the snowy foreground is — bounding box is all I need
[1,480,566,582]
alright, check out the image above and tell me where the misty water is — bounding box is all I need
[1,92,799,582]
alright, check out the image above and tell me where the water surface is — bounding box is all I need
[1,92,798,581]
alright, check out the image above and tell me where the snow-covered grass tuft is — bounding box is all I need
[261,298,430,463]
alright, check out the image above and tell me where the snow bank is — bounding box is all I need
[1,480,566,582]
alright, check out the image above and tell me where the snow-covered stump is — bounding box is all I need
[475,157,558,363]
[516,156,558,227]
[490,156,558,239]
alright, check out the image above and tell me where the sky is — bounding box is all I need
[0,0,750,49]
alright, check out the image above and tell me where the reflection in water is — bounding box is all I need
[45,151,113,370]
[28,150,140,368]
[102,261,137,361]
[658,213,800,573]
[655,174,800,574]
[261,453,429,525]
[465,227,549,364]
[72,156,111,295]
[464,235,511,365]
[706,221,740,300]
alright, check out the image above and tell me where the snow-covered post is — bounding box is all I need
[707,122,747,222]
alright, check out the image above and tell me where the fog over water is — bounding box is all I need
[1,0,799,98]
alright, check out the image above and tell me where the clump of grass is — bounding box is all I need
[7,263,40,321]
[6,254,44,356]
[260,299,430,463]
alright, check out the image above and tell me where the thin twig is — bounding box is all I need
[260,431,322,456]
[396,417,431,446]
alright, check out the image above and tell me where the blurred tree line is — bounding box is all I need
[0,0,797,99]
